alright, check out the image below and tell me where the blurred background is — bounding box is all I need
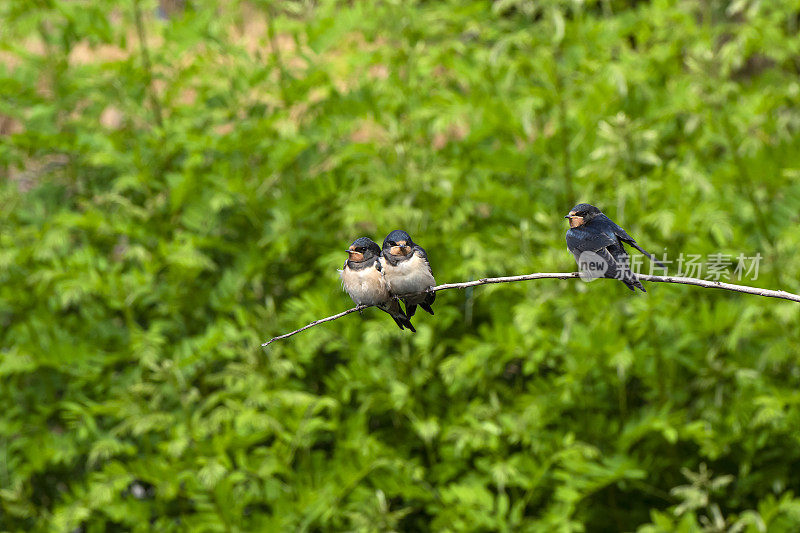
[2,0,800,530]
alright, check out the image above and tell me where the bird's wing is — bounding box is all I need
[604,242,646,291]
[624,240,667,269]
[596,214,636,242]
[596,215,667,269]
[413,245,434,274]
[411,245,436,305]
[606,241,632,271]
[566,228,617,254]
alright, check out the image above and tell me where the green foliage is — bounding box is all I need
[2,0,800,530]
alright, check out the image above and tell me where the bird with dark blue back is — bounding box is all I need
[565,203,665,292]
[380,230,436,317]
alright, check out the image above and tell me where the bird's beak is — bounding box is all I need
[345,249,353,253]
[564,215,571,218]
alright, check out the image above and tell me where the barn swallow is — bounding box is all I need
[565,203,666,292]
[380,230,436,317]
[340,237,415,332]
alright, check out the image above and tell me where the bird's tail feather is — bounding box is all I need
[391,314,416,332]
[421,291,435,315]
[381,301,416,332]
[629,242,667,270]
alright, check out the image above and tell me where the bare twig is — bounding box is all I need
[261,273,800,346]
[262,305,367,346]
[634,274,799,301]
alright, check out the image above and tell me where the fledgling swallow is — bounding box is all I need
[565,203,666,292]
[340,237,415,332]
[380,230,435,317]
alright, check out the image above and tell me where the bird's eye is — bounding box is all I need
[387,241,396,246]
[356,247,364,253]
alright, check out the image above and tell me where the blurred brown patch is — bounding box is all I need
[289,102,309,123]
[214,122,235,136]
[503,359,522,380]
[8,155,69,193]
[177,87,197,105]
[0,51,21,70]
[112,235,130,262]
[432,132,447,150]
[369,64,389,80]
[67,99,92,123]
[69,42,129,65]
[100,106,124,129]
[731,54,776,81]
[0,115,23,136]
[350,119,388,144]
[232,3,303,67]
[432,121,469,150]
[233,3,269,56]
[543,118,556,138]
[159,0,186,18]
[152,78,167,98]
[0,37,45,70]
[432,64,450,78]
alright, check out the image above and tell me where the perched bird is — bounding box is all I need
[564,203,665,292]
[380,230,436,317]
[340,237,415,332]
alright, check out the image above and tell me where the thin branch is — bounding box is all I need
[261,273,800,346]
[635,274,799,301]
[262,305,367,346]
[432,272,580,291]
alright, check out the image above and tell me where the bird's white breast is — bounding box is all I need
[382,252,435,295]
[340,264,390,305]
